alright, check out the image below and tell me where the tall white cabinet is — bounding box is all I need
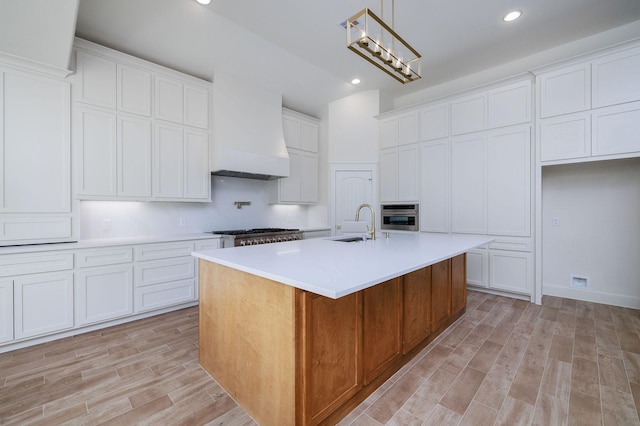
[381,77,535,299]
[0,65,74,245]
[73,38,211,202]
[269,109,319,204]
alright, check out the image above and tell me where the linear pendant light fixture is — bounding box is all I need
[346,0,421,84]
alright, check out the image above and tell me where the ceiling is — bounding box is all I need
[74,0,640,116]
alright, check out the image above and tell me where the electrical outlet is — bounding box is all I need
[552,217,560,226]
[179,217,186,227]
[102,219,112,231]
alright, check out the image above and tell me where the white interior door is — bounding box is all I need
[333,169,373,236]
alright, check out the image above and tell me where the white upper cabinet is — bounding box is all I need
[540,112,591,162]
[154,75,183,123]
[420,103,449,141]
[487,80,532,128]
[73,40,211,202]
[117,64,151,116]
[592,101,640,157]
[76,50,117,109]
[537,42,640,164]
[398,111,419,146]
[592,45,640,109]
[379,116,399,148]
[452,79,532,135]
[282,109,319,152]
[538,62,591,118]
[272,109,319,204]
[451,93,486,135]
[154,75,209,129]
[380,144,419,203]
[77,50,152,117]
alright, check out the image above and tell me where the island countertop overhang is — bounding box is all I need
[192,233,493,299]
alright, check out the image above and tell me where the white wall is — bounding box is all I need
[328,90,380,164]
[541,158,640,308]
[80,176,318,239]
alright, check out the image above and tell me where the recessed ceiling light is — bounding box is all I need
[503,10,522,22]
[351,78,361,85]
[196,0,211,5]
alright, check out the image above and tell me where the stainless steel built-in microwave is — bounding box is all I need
[381,204,419,231]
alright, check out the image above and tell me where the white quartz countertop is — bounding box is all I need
[192,233,493,299]
[0,233,221,255]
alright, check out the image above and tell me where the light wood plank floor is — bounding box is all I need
[2,291,640,425]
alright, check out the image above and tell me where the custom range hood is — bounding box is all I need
[210,71,289,180]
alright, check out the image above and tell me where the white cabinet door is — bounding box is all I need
[0,279,12,343]
[487,126,531,237]
[76,108,117,196]
[451,133,486,234]
[118,115,152,197]
[279,149,301,202]
[592,45,640,109]
[538,63,591,118]
[451,93,486,135]
[153,122,184,198]
[300,152,318,203]
[379,148,398,202]
[487,80,532,129]
[184,84,209,129]
[592,101,640,157]
[398,144,419,201]
[184,128,209,199]
[420,103,449,141]
[398,111,419,146]
[14,272,74,339]
[154,75,183,124]
[420,139,449,233]
[135,279,195,313]
[2,71,71,213]
[466,249,488,288]
[380,116,399,148]
[117,63,151,116]
[283,115,300,149]
[540,112,591,162]
[300,121,319,152]
[76,50,117,109]
[489,250,533,295]
[77,265,133,326]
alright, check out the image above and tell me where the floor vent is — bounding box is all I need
[570,274,590,289]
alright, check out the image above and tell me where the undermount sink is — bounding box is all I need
[333,236,366,243]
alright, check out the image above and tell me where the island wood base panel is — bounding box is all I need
[198,254,466,426]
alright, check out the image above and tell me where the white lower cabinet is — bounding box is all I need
[134,241,196,313]
[14,272,74,339]
[0,280,13,343]
[466,242,533,297]
[77,265,133,326]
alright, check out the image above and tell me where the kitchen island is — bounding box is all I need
[193,233,492,425]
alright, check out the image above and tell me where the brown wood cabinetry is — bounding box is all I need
[451,254,467,315]
[199,254,468,426]
[402,266,431,354]
[298,291,362,425]
[431,258,452,332]
[363,278,402,384]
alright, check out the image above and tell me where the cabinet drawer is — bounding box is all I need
[135,257,195,286]
[134,278,195,313]
[194,239,221,251]
[77,247,133,268]
[489,237,533,252]
[134,241,195,261]
[0,252,73,277]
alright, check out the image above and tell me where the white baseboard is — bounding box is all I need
[543,283,640,309]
